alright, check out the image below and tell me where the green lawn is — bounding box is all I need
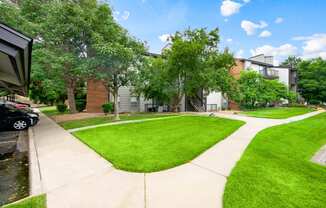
[74,116,244,172]
[223,113,326,208]
[59,114,178,130]
[2,195,46,208]
[242,107,315,119]
[39,106,69,116]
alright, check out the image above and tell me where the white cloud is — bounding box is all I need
[241,20,268,36]
[226,38,233,42]
[293,34,326,59]
[243,0,251,3]
[275,17,284,24]
[220,0,242,17]
[259,30,272,38]
[121,11,130,20]
[251,44,298,58]
[113,10,130,21]
[158,34,171,43]
[235,49,244,58]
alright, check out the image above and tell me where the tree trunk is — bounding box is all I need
[170,94,182,112]
[66,79,77,114]
[113,87,120,120]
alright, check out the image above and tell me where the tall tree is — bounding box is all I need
[89,5,146,120]
[133,56,173,105]
[281,56,302,68]
[297,58,326,104]
[135,28,236,112]
[237,70,292,108]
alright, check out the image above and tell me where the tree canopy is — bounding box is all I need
[237,71,293,109]
[134,28,237,112]
[297,58,326,104]
[1,0,143,114]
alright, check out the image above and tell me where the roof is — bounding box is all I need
[235,58,274,67]
[0,22,33,95]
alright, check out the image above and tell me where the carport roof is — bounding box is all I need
[0,22,33,96]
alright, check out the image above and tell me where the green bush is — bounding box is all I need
[56,104,67,113]
[76,99,86,112]
[287,103,306,108]
[308,99,321,105]
[102,103,114,114]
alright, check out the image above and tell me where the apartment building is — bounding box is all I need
[86,54,296,113]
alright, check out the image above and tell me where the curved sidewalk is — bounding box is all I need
[29,110,324,208]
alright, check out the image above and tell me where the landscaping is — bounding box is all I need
[2,195,46,208]
[223,113,326,208]
[39,106,69,117]
[73,116,244,172]
[59,113,178,130]
[241,107,315,119]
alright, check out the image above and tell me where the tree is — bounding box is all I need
[281,56,302,68]
[297,58,326,104]
[36,0,94,113]
[135,28,236,112]
[237,71,290,108]
[90,6,146,120]
[29,46,66,104]
[133,57,171,104]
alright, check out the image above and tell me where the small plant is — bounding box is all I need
[102,103,114,115]
[56,103,67,113]
[76,99,86,112]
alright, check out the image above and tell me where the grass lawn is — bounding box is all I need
[241,107,315,119]
[2,195,46,208]
[39,106,69,116]
[223,113,326,208]
[59,114,178,130]
[74,116,244,172]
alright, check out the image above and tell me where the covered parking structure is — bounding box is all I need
[0,22,33,96]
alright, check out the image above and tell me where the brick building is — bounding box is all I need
[85,54,295,113]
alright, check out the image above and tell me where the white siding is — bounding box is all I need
[206,91,222,111]
[244,61,264,73]
[117,87,131,112]
[273,67,290,87]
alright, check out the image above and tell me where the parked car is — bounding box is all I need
[0,100,39,113]
[0,104,39,131]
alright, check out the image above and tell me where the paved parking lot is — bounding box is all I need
[0,131,19,155]
[0,130,29,205]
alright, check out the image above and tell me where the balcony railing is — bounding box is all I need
[260,69,279,79]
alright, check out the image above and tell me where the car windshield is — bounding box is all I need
[1,104,23,113]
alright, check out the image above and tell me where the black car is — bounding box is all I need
[0,104,39,131]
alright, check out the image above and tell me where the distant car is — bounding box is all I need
[0,104,39,131]
[0,100,39,114]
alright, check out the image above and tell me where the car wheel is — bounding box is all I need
[13,120,29,130]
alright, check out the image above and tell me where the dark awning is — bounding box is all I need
[0,22,33,96]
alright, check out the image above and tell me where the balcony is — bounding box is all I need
[260,68,279,79]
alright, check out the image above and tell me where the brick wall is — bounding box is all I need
[86,79,109,113]
[230,59,245,80]
[229,59,245,110]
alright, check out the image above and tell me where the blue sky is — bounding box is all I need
[106,0,326,64]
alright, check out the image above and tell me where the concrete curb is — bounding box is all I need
[28,127,44,196]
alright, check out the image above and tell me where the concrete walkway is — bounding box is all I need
[68,115,183,133]
[29,110,324,208]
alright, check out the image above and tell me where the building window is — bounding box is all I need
[207,104,218,112]
[130,96,138,108]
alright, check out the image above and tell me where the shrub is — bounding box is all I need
[102,103,114,114]
[76,99,86,112]
[309,99,321,105]
[287,103,306,108]
[56,103,67,113]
